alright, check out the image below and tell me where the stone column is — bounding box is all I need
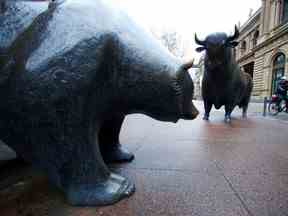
[264,64,272,97]
[268,0,276,32]
[264,0,272,32]
[259,0,269,43]
[260,0,265,35]
[275,0,282,26]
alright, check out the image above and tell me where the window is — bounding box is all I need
[241,41,247,55]
[252,30,259,48]
[271,53,286,95]
[282,0,288,23]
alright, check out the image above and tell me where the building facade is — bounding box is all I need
[235,0,288,100]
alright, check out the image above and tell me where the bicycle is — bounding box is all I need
[268,94,288,115]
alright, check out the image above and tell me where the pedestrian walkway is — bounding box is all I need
[0,101,288,216]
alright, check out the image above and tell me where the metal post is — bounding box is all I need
[263,97,267,116]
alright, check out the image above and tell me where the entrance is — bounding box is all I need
[243,62,254,78]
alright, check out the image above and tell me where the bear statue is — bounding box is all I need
[0,0,199,206]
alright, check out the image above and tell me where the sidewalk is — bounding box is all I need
[0,101,288,216]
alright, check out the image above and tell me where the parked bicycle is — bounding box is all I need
[268,94,288,115]
[268,76,288,115]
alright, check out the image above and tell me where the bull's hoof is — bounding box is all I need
[66,173,135,206]
[102,145,135,163]
[203,115,209,121]
[242,113,247,119]
[224,116,231,123]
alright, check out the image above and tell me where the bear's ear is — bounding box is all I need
[196,47,205,53]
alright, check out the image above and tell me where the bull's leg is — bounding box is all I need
[224,105,233,123]
[242,104,248,119]
[99,115,134,163]
[241,96,251,119]
[63,126,135,206]
[203,100,212,120]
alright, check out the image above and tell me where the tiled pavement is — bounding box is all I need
[0,101,288,216]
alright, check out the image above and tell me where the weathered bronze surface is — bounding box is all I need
[0,0,198,206]
[195,26,253,123]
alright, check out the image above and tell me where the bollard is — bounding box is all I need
[263,97,268,116]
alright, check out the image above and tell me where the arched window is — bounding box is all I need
[282,0,288,23]
[252,30,259,48]
[241,41,247,55]
[271,53,286,94]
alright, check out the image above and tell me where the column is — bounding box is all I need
[259,0,268,43]
[275,0,282,26]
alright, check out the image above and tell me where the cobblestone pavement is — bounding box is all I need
[202,100,288,122]
[0,101,288,216]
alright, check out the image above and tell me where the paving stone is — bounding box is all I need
[0,170,250,216]
[0,101,287,215]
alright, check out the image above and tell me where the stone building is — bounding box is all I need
[235,0,288,100]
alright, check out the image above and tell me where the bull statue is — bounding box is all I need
[0,0,199,206]
[195,26,253,123]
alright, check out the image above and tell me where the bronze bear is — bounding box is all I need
[0,0,198,206]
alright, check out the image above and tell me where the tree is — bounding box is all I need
[151,30,185,58]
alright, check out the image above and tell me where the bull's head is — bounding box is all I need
[194,25,239,63]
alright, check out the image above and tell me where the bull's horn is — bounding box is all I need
[195,34,205,46]
[227,25,239,42]
[181,59,194,70]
